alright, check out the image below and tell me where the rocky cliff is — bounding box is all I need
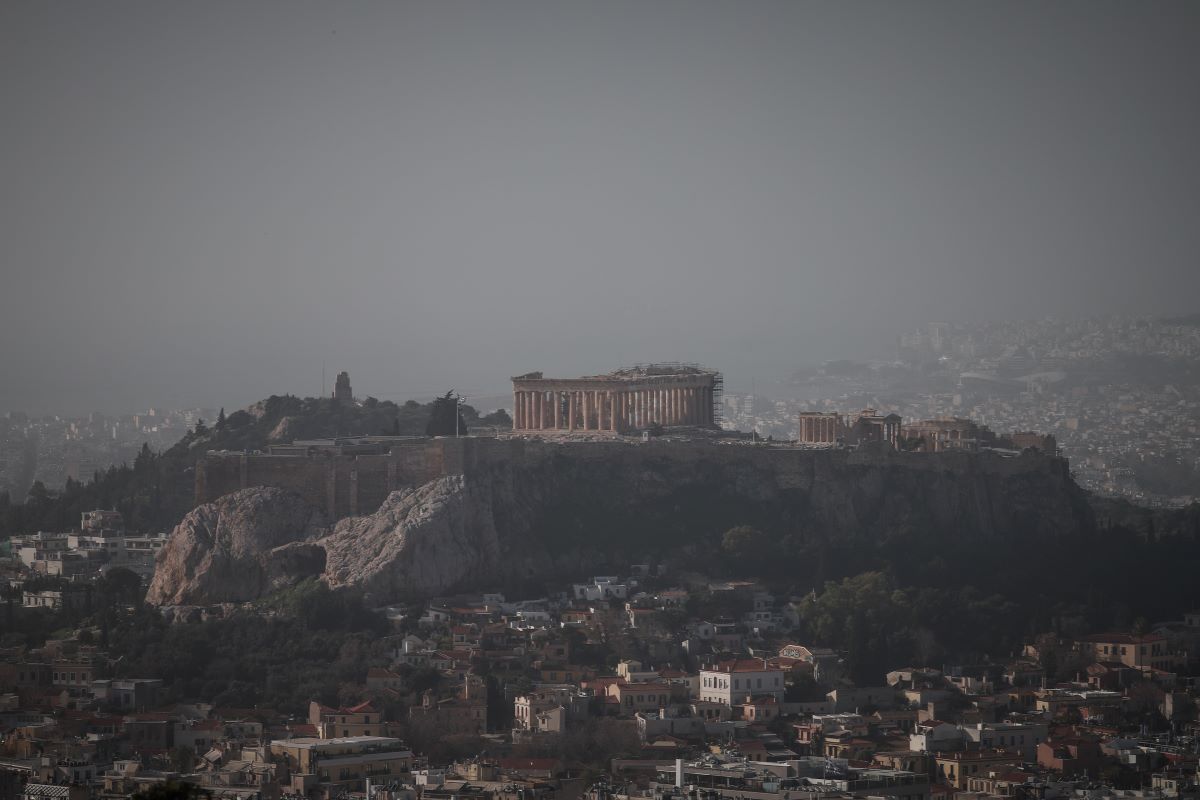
[149,441,1096,606]
[146,487,328,606]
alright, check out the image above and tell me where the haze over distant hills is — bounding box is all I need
[4,2,1200,414]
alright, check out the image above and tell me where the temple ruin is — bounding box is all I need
[511,364,721,433]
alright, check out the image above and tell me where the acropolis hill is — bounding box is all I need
[155,436,1096,606]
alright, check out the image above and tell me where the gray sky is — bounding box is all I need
[3,1,1198,415]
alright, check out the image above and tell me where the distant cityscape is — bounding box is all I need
[721,314,1200,507]
[0,408,215,501]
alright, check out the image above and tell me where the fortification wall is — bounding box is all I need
[196,436,1071,522]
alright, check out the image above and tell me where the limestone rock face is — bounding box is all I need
[320,476,503,600]
[267,416,293,442]
[146,487,326,606]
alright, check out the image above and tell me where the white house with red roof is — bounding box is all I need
[698,659,784,706]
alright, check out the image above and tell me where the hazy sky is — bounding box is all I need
[3,1,1198,415]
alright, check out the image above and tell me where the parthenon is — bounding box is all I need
[511,365,720,433]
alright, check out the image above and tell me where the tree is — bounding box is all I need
[721,525,768,557]
[100,568,145,607]
[168,745,196,773]
[26,480,50,505]
[720,525,776,573]
[1,584,20,627]
[480,409,512,428]
[134,443,155,472]
[425,391,467,437]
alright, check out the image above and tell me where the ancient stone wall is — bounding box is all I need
[196,436,1072,523]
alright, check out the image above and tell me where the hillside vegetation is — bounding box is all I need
[0,393,505,536]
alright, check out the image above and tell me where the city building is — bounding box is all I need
[698,660,784,707]
[1076,633,1182,674]
[269,736,413,795]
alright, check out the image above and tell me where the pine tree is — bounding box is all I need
[425,391,467,437]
